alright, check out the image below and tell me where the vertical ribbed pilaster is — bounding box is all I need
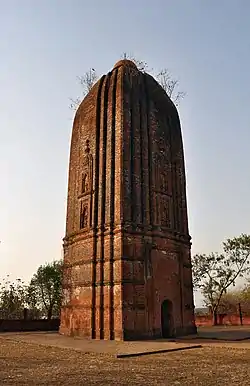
[97,74,111,339]
[122,68,133,224]
[131,74,142,226]
[109,69,118,339]
[92,75,105,338]
[139,79,149,226]
[144,76,153,226]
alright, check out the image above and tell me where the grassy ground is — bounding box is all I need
[1,339,250,385]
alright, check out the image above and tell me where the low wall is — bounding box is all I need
[0,319,60,332]
[195,314,250,326]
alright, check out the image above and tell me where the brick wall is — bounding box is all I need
[0,319,60,332]
[195,314,250,326]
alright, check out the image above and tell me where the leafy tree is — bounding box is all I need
[219,281,250,316]
[219,290,240,314]
[236,281,250,315]
[70,53,185,110]
[0,277,27,319]
[25,284,42,319]
[28,260,63,320]
[192,234,250,325]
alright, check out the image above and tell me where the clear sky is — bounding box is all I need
[1,1,250,306]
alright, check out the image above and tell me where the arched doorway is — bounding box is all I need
[161,299,173,338]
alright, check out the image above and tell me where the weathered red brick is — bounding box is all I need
[60,59,196,340]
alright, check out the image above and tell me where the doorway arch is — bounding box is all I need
[161,299,174,338]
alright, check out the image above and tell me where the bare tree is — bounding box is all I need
[122,54,185,106]
[122,52,150,72]
[156,69,186,107]
[70,54,185,110]
[70,68,98,110]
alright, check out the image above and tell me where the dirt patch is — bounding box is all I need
[0,339,250,385]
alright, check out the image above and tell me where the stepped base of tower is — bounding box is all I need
[59,307,197,341]
[60,232,197,341]
[59,323,197,341]
[122,326,197,340]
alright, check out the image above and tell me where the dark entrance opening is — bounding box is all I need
[161,299,173,338]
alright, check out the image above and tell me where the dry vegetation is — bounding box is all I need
[0,339,250,385]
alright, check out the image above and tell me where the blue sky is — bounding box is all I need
[1,1,250,306]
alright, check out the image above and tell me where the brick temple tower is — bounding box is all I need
[59,59,196,340]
